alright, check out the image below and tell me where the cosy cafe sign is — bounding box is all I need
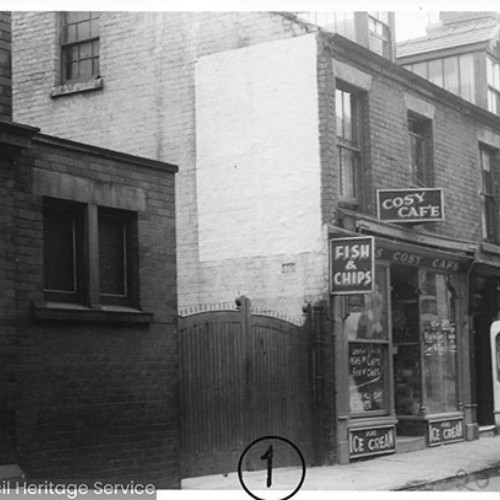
[377,188,444,223]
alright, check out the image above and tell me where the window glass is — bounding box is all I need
[336,86,361,203]
[408,113,432,187]
[99,210,127,297]
[443,57,459,94]
[61,12,99,83]
[480,146,497,241]
[347,267,390,416]
[428,59,443,87]
[43,204,77,292]
[421,271,458,413]
[459,54,476,103]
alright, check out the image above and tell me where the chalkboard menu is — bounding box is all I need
[349,343,385,413]
[423,320,456,357]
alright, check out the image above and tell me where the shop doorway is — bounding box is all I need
[391,265,423,434]
[471,276,498,427]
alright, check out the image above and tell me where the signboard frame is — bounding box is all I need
[348,425,396,459]
[428,417,465,447]
[329,236,375,295]
[377,188,445,223]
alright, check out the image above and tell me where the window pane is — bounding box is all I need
[421,272,458,413]
[99,212,126,296]
[349,343,388,413]
[77,21,91,40]
[345,267,388,341]
[412,62,428,79]
[339,146,357,198]
[78,59,93,80]
[335,89,343,137]
[459,54,476,103]
[343,91,352,141]
[43,204,76,292]
[444,57,459,94]
[79,41,92,60]
[65,24,77,43]
[428,59,443,87]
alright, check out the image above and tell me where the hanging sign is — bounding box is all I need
[330,236,374,295]
[377,188,444,223]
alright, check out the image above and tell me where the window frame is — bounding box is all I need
[407,112,433,187]
[42,198,140,310]
[43,198,87,304]
[368,12,391,59]
[479,144,499,242]
[335,83,363,206]
[60,12,100,84]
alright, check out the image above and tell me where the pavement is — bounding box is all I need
[181,434,500,491]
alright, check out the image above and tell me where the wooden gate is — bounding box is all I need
[179,297,315,478]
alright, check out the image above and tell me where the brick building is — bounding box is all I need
[11,11,500,464]
[398,11,500,433]
[1,12,179,487]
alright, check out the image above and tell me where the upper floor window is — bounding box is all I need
[487,55,500,115]
[408,113,433,187]
[480,145,498,241]
[368,12,391,58]
[43,198,139,308]
[336,85,362,204]
[404,54,476,104]
[61,12,100,84]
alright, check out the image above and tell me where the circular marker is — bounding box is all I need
[237,436,306,500]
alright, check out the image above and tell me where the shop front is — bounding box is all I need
[332,228,475,463]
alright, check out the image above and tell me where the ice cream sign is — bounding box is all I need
[377,188,444,223]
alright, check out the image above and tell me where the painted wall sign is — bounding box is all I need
[349,426,396,458]
[375,246,462,272]
[330,237,375,295]
[377,188,444,223]
[428,418,464,446]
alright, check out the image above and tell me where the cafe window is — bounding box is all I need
[480,144,498,242]
[61,12,100,83]
[347,266,390,416]
[408,112,433,187]
[43,198,139,308]
[336,84,362,205]
[420,271,458,413]
[368,12,391,58]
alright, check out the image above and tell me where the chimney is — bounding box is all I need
[0,12,12,121]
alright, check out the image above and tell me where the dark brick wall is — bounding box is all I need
[0,134,179,487]
[0,12,11,120]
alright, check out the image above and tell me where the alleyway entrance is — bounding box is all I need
[179,297,315,478]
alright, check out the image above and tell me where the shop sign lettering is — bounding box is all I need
[330,237,374,295]
[349,426,396,458]
[375,247,461,272]
[428,418,464,446]
[377,188,444,223]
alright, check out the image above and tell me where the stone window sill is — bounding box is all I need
[33,301,153,324]
[50,78,104,98]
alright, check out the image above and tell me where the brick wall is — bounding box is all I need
[12,11,317,318]
[8,135,179,487]
[0,12,12,119]
[325,36,487,243]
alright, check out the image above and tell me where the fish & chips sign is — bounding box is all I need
[377,188,444,223]
[330,236,374,295]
